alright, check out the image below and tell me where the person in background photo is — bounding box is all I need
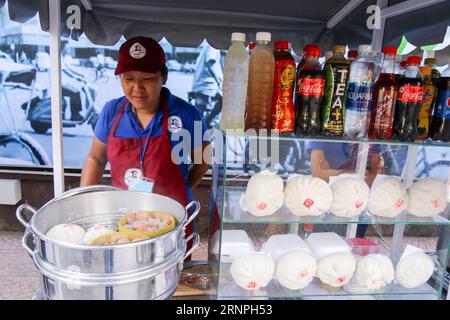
[190,43,223,128]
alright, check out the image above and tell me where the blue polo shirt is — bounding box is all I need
[94,87,208,201]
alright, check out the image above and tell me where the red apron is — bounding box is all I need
[106,96,193,255]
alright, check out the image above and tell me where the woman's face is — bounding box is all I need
[120,71,167,112]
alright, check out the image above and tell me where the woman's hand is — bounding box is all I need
[80,136,108,186]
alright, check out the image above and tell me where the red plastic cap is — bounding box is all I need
[400,60,408,68]
[348,50,358,59]
[303,44,320,57]
[383,46,398,55]
[407,56,421,65]
[249,42,256,50]
[275,40,290,50]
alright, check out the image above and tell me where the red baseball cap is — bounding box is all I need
[115,36,166,75]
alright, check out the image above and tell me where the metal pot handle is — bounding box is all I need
[16,204,37,229]
[22,230,35,256]
[184,200,200,228]
[183,232,200,261]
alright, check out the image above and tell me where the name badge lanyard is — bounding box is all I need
[131,113,153,177]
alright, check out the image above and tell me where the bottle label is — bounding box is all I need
[346,82,374,113]
[433,90,450,120]
[322,64,349,133]
[373,87,397,130]
[397,84,424,103]
[271,59,295,132]
[297,78,325,97]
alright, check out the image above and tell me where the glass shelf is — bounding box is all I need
[219,130,450,149]
[221,187,450,225]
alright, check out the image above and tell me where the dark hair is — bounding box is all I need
[160,65,168,77]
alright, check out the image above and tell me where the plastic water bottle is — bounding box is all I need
[344,45,378,139]
[245,32,275,131]
[220,33,249,130]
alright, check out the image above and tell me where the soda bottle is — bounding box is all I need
[430,65,450,142]
[220,33,249,130]
[271,40,296,133]
[394,56,424,142]
[321,45,350,136]
[348,50,358,62]
[417,66,438,140]
[295,44,325,136]
[245,32,275,131]
[368,46,398,140]
[344,45,378,139]
[424,57,441,86]
[296,44,315,73]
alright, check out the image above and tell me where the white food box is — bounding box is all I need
[305,232,351,260]
[211,230,255,263]
[261,234,311,262]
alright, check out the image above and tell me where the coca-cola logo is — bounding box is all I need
[298,78,325,97]
[398,85,423,103]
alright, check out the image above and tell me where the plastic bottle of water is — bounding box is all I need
[220,33,249,130]
[344,45,378,139]
[245,32,275,131]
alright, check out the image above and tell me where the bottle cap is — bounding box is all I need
[400,60,408,68]
[304,44,320,57]
[407,56,421,66]
[419,66,432,75]
[275,40,290,50]
[249,41,256,51]
[256,32,271,42]
[348,50,358,59]
[383,46,398,55]
[231,33,246,42]
[333,45,346,54]
[358,44,373,55]
[424,58,437,66]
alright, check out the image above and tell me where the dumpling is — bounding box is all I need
[368,177,408,218]
[244,170,284,216]
[317,252,356,287]
[396,252,434,288]
[82,225,114,244]
[330,177,369,217]
[275,250,317,290]
[46,224,85,243]
[355,254,395,289]
[407,178,448,217]
[230,253,275,290]
[284,175,333,216]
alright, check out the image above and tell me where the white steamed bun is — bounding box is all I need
[230,253,275,290]
[396,252,434,288]
[368,177,408,218]
[46,224,85,243]
[275,250,317,290]
[244,170,284,216]
[407,178,448,217]
[83,225,114,244]
[284,175,333,216]
[317,252,356,287]
[330,177,369,217]
[355,254,395,289]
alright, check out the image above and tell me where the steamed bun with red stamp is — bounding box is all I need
[46,224,85,243]
[368,177,408,218]
[407,178,448,217]
[275,250,317,290]
[330,177,369,217]
[355,254,395,289]
[244,170,284,216]
[396,252,434,288]
[317,252,356,287]
[284,175,333,216]
[83,225,114,244]
[230,253,275,290]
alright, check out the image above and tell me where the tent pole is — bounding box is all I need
[381,0,447,19]
[327,0,366,29]
[371,0,388,52]
[49,0,64,196]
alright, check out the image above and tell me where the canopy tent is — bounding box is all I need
[1,0,449,52]
[0,0,449,198]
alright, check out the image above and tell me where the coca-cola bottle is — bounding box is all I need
[321,45,350,136]
[430,65,450,142]
[296,44,315,75]
[394,56,424,142]
[368,46,398,140]
[295,44,325,136]
[271,40,296,133]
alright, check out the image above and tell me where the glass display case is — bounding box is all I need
[208,130,450,300]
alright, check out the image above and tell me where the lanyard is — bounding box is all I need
[131,108,153,175]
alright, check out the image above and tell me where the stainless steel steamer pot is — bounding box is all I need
[17,185,200,273]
